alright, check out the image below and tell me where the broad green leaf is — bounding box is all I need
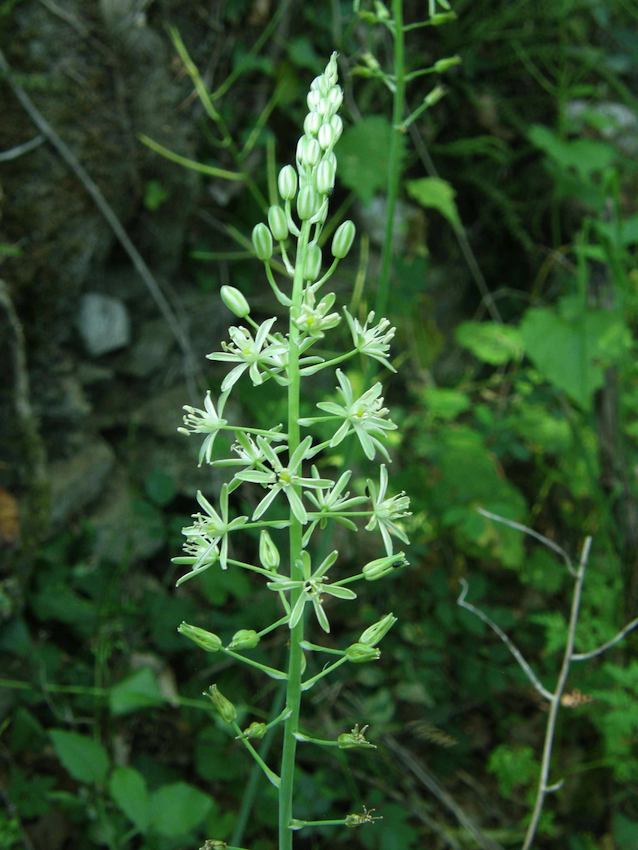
[109,767,150,834]
[488,744,536,798]
[109,668,165,716]
[405,177,460,229]
[528,124,616,179]
[149,782,212,837]
[338,116,404,203]
[50,730,109,784]
[144,468,176,507]
[520,297,630,409]
[456,321,523,365]
[422,387,470,420]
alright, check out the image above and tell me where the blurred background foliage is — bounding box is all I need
[1,0,638,848]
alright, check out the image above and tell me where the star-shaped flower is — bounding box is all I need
[178,390,229,466]
[303,467,367,544]
[343,308,396,372]
[314,370,397,461]
[235,436,331,524]
[267,550,356,633]
[171,533,219,586]
[181,484,248,570]
[206,318,281,392]
[365,464,411,554]
[295,290,341,338]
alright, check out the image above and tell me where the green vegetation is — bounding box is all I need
[1,1,637,849]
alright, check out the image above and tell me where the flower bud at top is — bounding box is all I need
[331,219,356,259]
[259,529,280,570]
[268,205,289,241]
[252,222,273,261]
[362,551,407,581]
[178,622,222,652]
[304,244,322,281]
[228,629,260,651]
[204,684,236,724]
[304,111,322,136]
[310,75,323,92]
[324,51,338,86]
[278,165,297,201]
[359,612,397,646]
[297,185,319,221]
[318,123,334,150]
[315,158,336,195]
[241,721,267,740]
[220,285,250,318]
[345,642,381,663]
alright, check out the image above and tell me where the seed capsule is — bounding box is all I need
[228,629,260,651]
[220,285,250,318]
[268,205,289,241]
[331,220,356,259]
[242,721,267,740]
[362,551,406,581]
[278,165,297,201]
[259,529,280,570]
[178,622,222,652]
[204,684,237,724]
[359,613,397,646]
[252,222,273,261]
[345,643,381,664]
[297,185,319,221]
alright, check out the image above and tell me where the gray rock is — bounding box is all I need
[49,438,115,526]
[78,293,131,356]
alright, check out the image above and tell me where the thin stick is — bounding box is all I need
[457,580,553,702]
[521,537,592,850]
[0,49,201,401]
[571,616,638,661]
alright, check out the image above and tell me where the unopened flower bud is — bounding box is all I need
[431,11,457,25]
[331,220,355,259]
[298,136,320,167]
[315,158,336,194]
[307,89,321,111]
[424,85,446,108]
[241,721,267,740]
[310,75,323,92]
[316,96,330,117]
[178,622,222,652]
[204,684,236,724]
[268,205,289,241]
[304,244,322,281]
[330,114,343,142]
[220,285,250,318]
[259,529,280,570]
[278,165,298,201]
[297,185,319,220]
[304,111,321,135]
[228,629,260,651]
[345,642,381,663]
[359,613,397,646]
[433,55,462,73]
[328,87,343,112]
[252,223,273,261]
[318,123,334,150]
[362,551,406,581]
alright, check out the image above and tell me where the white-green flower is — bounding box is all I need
[181,484,248,570]
[365,464,411,555]
[315,369,397,461]
[178,390,229,466]
[235,435,332,524]
[206,318,280,391]
[267,550,356,633]
[303,468,367,544]
[295,290,341,338]
[343,308,396,372]
[172,533,219,586]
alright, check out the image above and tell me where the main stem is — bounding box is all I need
[278,220,311,849]
[375,0,405,318]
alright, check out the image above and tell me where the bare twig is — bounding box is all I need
[521,536,592,850]
[0,48,201,400]
[0,135,45,161]
[458,580,553,702]
[478,507,576,576]
[571,615,638,662]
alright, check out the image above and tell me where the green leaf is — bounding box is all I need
[488,744,536,798]
[456,321,523,365]
[405,176,460,229]
[149,782,212,837]
[109,668,165,716]
[337,116,404,203]
[422,387,470,420]
[109,767,150,833]
[520,297,630,409]
[49,730,109,784]
[143,179,169,212]
[144,468,176,507]
[528,124,616,179]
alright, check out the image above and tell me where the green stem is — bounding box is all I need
[222,648,287,680]
[376,0,406,319]
[278,219,311,849]
[232,721,281,788]
[219,424,286,438]
[301,656,348,691]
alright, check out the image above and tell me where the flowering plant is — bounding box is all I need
[174,53,410,849]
